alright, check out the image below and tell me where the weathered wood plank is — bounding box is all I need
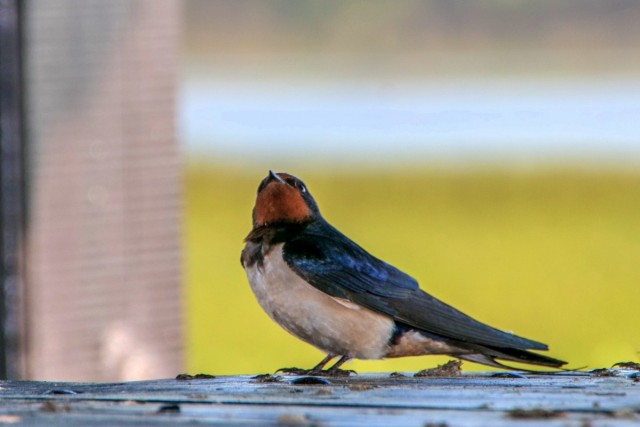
[0,371,638,426]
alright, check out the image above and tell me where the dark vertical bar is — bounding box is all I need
[0,0,26,379]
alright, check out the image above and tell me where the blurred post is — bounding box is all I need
[0,0,26,380]
[22,0,183,380]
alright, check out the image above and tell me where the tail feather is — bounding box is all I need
[488,346,567,368]
[410,325,567,371]
[456,346,567,371]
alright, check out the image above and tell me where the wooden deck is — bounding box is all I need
[0,368,639,426]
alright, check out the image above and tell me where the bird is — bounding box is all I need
[241,171,566,376]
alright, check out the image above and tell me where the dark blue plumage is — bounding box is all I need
[283,218,548,351]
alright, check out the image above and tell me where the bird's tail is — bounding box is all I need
[458,346,567,372]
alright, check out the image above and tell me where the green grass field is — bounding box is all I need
[184,163,640,375]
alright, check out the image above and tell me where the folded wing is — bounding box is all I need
[283,220,550,352]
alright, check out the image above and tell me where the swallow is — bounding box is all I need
[241,171,566,375]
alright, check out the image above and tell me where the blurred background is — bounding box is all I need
[183,0,640,375]
[1,0,638,381]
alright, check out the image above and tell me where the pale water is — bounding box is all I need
[180,78,640,165]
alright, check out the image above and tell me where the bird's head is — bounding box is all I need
[252,171,320,228]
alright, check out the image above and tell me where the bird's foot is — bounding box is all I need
[276,367,315,376]
[275,367,356,377]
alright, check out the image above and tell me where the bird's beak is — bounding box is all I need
[269,170,286,184]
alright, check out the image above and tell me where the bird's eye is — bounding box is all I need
[285,178,306,193]
[291,180,306,193]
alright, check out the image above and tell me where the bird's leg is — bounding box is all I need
[309,354,335,374]
[327,355,349,371]
[324,355,356,377]
[276,354,335,376]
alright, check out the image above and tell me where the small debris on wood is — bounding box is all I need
[415,360,462,377]
[187,393,209,399]
[490,372,527,379]
[277,413,319,426]
[589,368,618,377]
[612,361,640,370]
[610,408,637,419]
[315,389,332,396]
[506,408,564,419]
[347,384,376,391]
[252,374,283,383]
[423,423,448,427]
[291,376,331,385]
[40,401,70,413]
[175,373,216,380]
[389,372,407,378]
[157,404,181,414]
[592,391,626,397]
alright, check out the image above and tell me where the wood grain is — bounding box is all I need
[0,370,638,426]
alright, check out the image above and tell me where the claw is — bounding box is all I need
[276,354,355,377]
[275,366,356,377]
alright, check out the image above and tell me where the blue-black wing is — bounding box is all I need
[283,219,548,351]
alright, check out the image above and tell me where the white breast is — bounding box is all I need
[243,243,394,359]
